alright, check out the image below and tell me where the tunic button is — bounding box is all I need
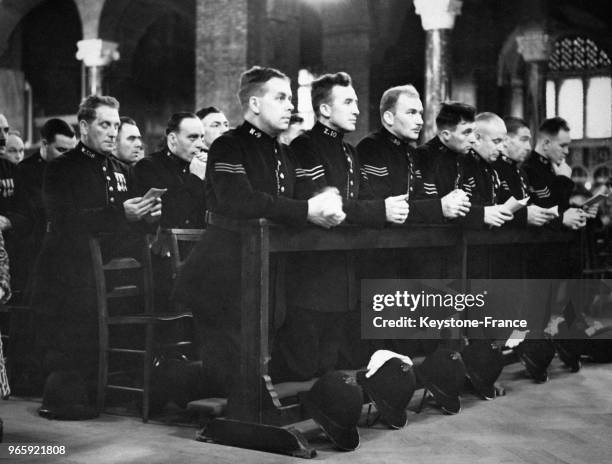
[349,180,354,186]
[102,166,107,172]
[106,176,111,181]
[109,186,114,192]
[280,186,285,193]
[349,168,354,174]
[109,197,115,203]
[280,173,285,179]
[349,192,354,198]
[185,220,190,225]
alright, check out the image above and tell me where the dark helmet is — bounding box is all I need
[356,357,416,429]
[553,321,585,373]
[584,327,612,363]
[301,371,362,451]
[415,348,466,414]
[462,340,504,400]
[514,338,555,383]
[38,370,98,420]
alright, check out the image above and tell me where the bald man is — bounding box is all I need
[464,112,513,226]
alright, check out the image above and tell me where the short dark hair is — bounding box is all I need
[237,66,288,109]
[504,116,528,135]
[165,112,198,135]
[118,116,137,137]
[311,72,352,118]
[539,117,570,137]
[379,84,420,118]
[435,101,476,131]
[195,106,222,120]
[289,114,304,125]
[40,118,75,142]
[77,95,119,123]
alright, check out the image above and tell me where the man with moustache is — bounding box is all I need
[31,95,161,404]
[114,117,144,166]
[134,112,207,311]
[174,67,344,397]
[135,113,207,229]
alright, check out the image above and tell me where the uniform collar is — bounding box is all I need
[240,121,277,143]
[429,136,458,158]
[166,150,190,168]
[314,121,343,141]
[500,154,515,165]
[381,127,408,148]
[78,142,105,160]
[533,150,549,165]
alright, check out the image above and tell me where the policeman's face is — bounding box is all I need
[253,77,294,135]
[81,105,120,155]
[545,129,571,165]
[116,123,143,165]
[442,120,477,154]
[4,134,24,164]
[0,114,9,155]
[43,134,77,161]
[324,85,359,133]
[201,112,229,150]
[504,126,532,163]
[386,95,423,141]
[168,117,204,162]
[474,119,507,163]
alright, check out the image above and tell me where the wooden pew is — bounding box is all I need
[195,213,575,458]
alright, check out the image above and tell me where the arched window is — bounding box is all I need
[546,36,612,177]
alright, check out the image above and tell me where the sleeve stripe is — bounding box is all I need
[215,167,247,174]
[295,168,325,179]
[295,165,324,175]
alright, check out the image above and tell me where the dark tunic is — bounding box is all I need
[287,122,385,315]
[31,142,139,379]
[175,121,307,318]
[492,154,529,227]
[415,137,484,228]
[173,121,307,395]
[134,150,206,229]
[523,150,574,212]
[356,127,443,224]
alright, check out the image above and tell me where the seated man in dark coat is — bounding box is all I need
[31,95,161,402]
[173,66,344,397]
[134,113,207,310]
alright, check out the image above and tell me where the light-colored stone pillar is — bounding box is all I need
[516,29,550,134]
[414,0,463,141]
[76,39,120,97]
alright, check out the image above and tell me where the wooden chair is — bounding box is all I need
[160,228,205,279]
[90,235,193,422]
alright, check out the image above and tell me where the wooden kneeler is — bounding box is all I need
[192,375,321,458]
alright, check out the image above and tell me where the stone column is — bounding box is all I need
[414,0,463,141]
[76,39,120,97]
[516,30,550,135]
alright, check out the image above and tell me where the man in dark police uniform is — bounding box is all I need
[173,66,344,397]
[31,95,161,400]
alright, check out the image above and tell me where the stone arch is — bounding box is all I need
[97,0,196,150]
[0,0,82,135]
